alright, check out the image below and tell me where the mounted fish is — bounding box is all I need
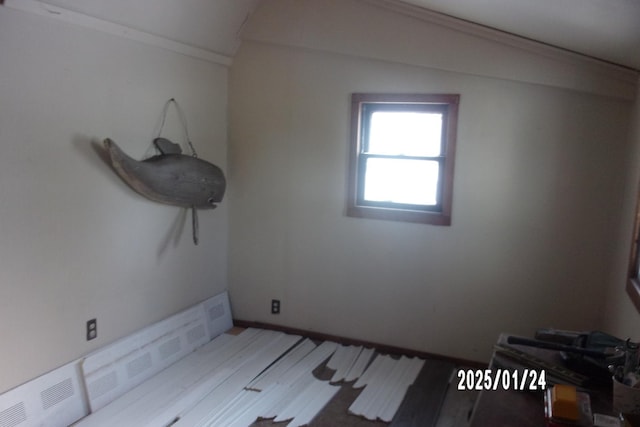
[104,138,225,244]
[104,138,226,208]
[103,98,225,245]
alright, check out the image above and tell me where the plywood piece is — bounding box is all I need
[326,345,349,370]
[330,346,362,383]
[138,330,271,426]
[350,355,426,422]
[274,379,328,422]
[360,356,411,420]
[275,341,338,386]
[256,342,338,420]
[353,353,385,389]
[171,332,301,427]
[261,373,316,419]
[76,329,263,426]
[155,330,291,425]
[199,389,261,427]
[246,338,317,391]
[257,339,338,421]
[391,359,455,427]
[378,357,425,422]
[287,382,341,427]
[272,379,340,425]
[344,347,375,382]
[223,384,284,427]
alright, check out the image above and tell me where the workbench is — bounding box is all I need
[469,333,615,426]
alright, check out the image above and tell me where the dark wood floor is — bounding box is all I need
[231,323,482,427]
[434,373,479,427]
[248,353,477,427]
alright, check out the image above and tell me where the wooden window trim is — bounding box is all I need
[627,184,640,311]
[347,93,459,225]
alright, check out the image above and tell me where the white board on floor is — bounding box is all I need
[0,361,87,427]
[81,291,232,412]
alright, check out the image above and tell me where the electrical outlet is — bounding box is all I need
[86,318,97,341]
[271,299,281,314]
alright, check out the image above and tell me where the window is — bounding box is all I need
[627,187,640,311]
[347,93,459,225]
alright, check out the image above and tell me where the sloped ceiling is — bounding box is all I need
[398,0,640,70]
[31,0,640,70]
[41,0,261,57]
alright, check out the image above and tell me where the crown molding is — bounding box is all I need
[2,0,233,66]
[363,0,638,82]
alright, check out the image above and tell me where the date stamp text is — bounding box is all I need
[456,369,547,391]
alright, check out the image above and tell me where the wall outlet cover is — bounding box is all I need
[87,318,97,341]
[271,300,280,314]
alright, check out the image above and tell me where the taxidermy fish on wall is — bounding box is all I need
[103,99,226,245]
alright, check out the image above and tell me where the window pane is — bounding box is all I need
[367,112,442,156]
[363,158,439,206]
[636,241,640,277]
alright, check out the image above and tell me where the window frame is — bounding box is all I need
[627,184,640,311]
[347,93,459,225]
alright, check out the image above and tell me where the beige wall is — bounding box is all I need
[0,7,228,393]
[228,0,635,362]
[1,0,638,394]
[602,81,640,340]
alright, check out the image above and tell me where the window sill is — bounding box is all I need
[626,278,640,313]
[347,205,451,225]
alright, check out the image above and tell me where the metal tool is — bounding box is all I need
[507,336,625,359]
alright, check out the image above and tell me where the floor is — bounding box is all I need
[230,326,481,427]
[249,357,479,427]
[434,376,479,427]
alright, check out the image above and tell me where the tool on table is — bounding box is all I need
[610,339,640,386]
[516,330,630,384]
[494,344,590,386]
[507,336,624,359]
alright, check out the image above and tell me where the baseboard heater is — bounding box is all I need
[0,291,427,427]
[0,291,233,427]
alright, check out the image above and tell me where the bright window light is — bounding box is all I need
[364,158,439,205]
[368,112,442,157]
[348,93,459,225]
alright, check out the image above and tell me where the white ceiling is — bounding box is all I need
[398,0,640,70]
[42,0,261,57]
[39,0,640,70]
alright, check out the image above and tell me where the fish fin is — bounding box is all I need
[153,137,183,155]
[191,207,199,245]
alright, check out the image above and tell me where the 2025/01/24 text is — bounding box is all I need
[456,369,547,391]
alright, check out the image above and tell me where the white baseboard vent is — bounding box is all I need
[202,291,233,341]
[0,361,87,427]
[0,290,233,427]
[81,291,233,412]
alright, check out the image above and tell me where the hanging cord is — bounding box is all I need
[191,207,199,245]
[157,98,201,245]
[157,98,198,158]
